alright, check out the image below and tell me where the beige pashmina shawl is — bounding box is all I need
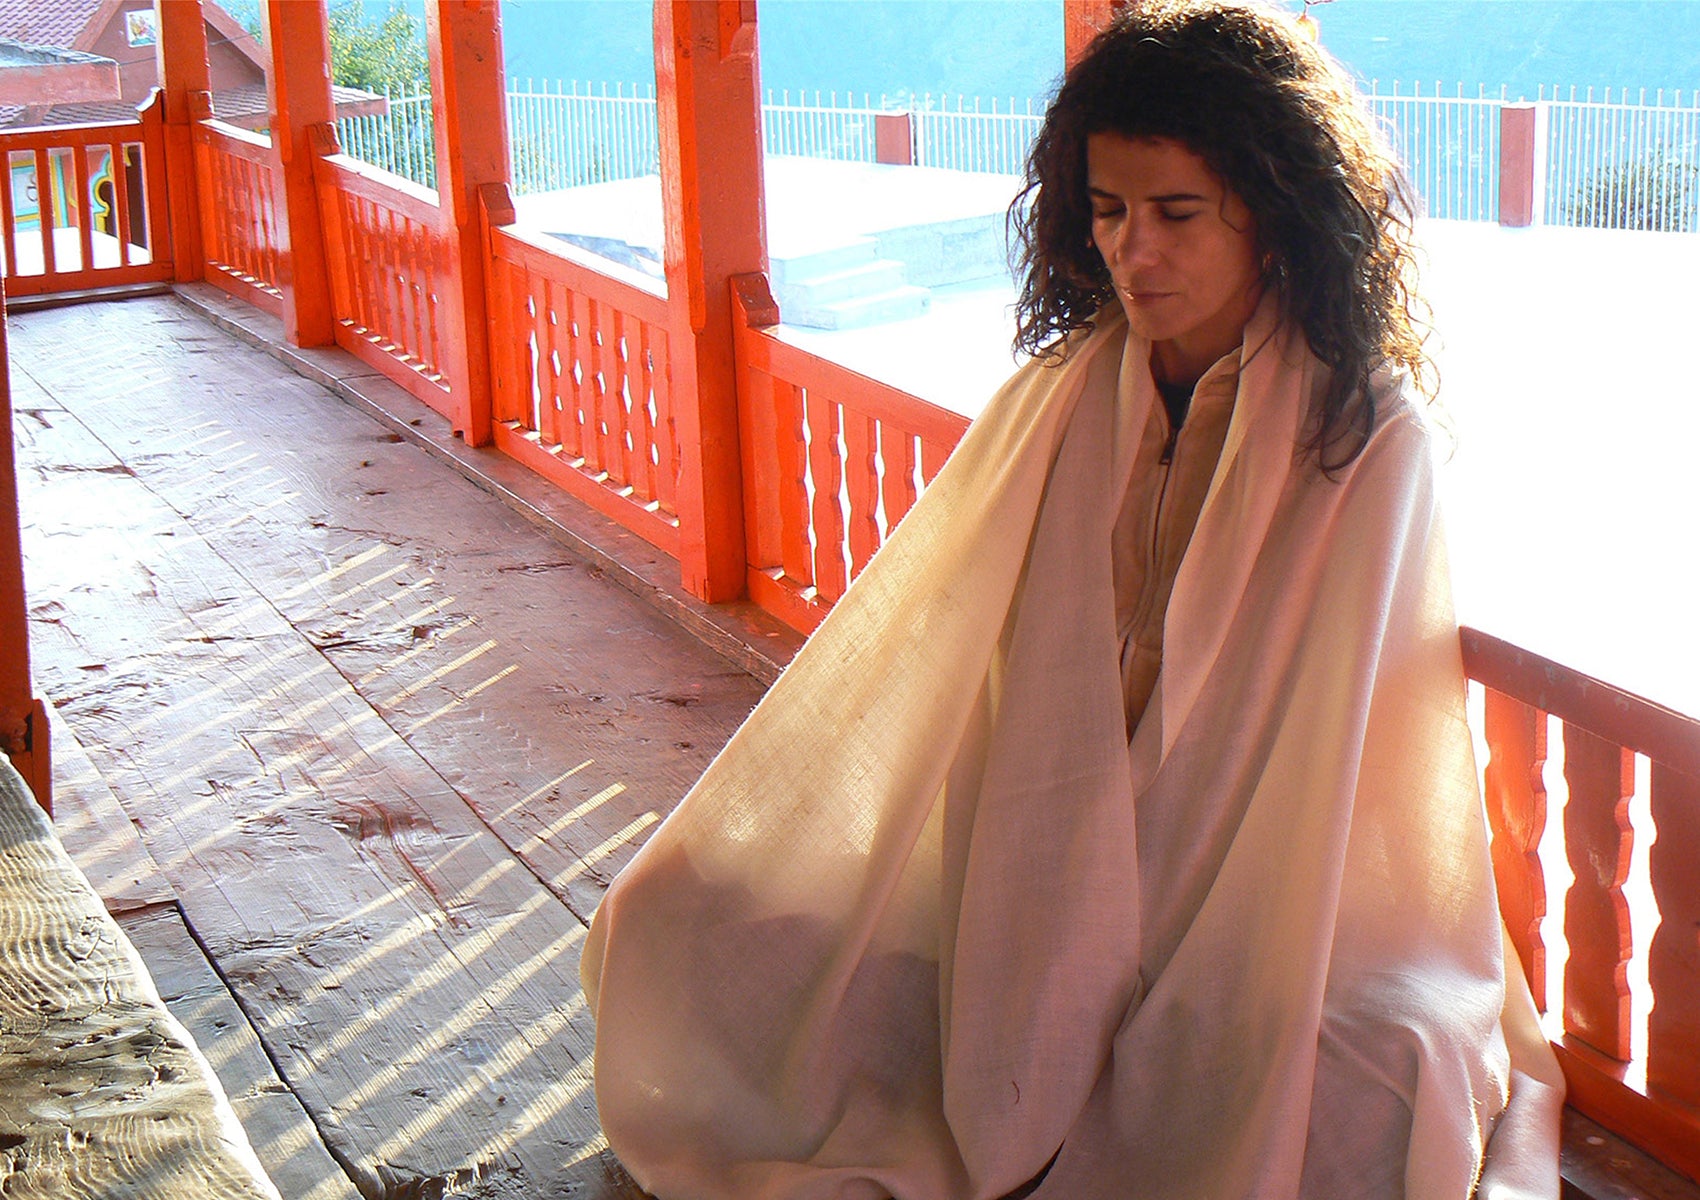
[581,299,1562,1200]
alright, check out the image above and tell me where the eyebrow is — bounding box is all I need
[1087,186,1210,203]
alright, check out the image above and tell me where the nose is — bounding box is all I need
[1103,214,1162,273]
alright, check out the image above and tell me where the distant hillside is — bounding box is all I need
[227,1,1700,106]
[500,0,1700,103]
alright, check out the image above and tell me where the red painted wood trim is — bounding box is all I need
[842,410,880,578]
[1561,726,1636,1061]
[204,262,285,316]
[1482,688,1550,1011]
[1557,1038,1700,1185]
[739,329,970,446]
[194,119,271,162]
[316,154,442,229]
[488,225,669,327]
[1064,0,1124,67]
[332,323,454,418]
[262,0,337,347]
[1460,627,1700,780]
[804,389,847,603]
[746,567,826,636]
[492,422,681,556]
[157,0,211,282]
[1647,761,1700,1111]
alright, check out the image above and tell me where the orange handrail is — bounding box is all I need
[0,95,173,299]
[313,147,452,416]
[731,272,968,632]
[482,191,680,555]
[192,118,283,314]
[1465,627,1700,1184]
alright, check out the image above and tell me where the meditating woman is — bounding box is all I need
[581,2,1564,1196]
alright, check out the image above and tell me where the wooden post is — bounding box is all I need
[155,0,211,282]
[874,112,914,165]
[655,0,765,603]
[1499,102,1543,228]
[0,294,50,815]
[260,0,336,346]
[1064,0,1123,67]
[424,0,509,446]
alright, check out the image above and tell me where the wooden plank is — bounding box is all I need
[1482,688,1550,1009]
[43,700,174,915]
[1561,1107,1700,1200]
[805,391,847,602]
[0,757,280,1200]
[1558,1039,1700,1187]
[1462,627,1700,780]
[842,409,879,578]
[879,423,921,533]
[490,422,683,556]
[773,377,811,590]
[650,323,678,516]
[12,296,757,1198]
[1647,761,1700,1109]
[120,905,363,1200]
[1562,724,1635,1061]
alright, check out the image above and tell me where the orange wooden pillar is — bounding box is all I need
[1064,0,1123,66]
[655,0,765,603]
[260,0,336,346]
[0,296,50,814]
[425,0,508,446]
[155,0,211,283]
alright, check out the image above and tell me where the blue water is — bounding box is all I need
[497,0,1700,103]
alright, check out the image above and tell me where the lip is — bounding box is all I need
[1118,288,1175,303]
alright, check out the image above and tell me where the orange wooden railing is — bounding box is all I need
[0,95,172,300]
[483,195,681,554]
[313,144,451,417]
[731,275,969,632]
[1466,627,1700,1183]
[192,118,283,316]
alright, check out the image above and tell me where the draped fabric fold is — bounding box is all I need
[581,300,1561,1200]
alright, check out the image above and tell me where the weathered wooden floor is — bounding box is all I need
[9,295,772,1199]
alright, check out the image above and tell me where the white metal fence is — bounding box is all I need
[762,90,880,161]
[1365,83,1502,222]
[337,87,437,187]
[507,80,660,192]
[1540,87,1700,231]
[916,96,1043,176]
[333,80,1700,233]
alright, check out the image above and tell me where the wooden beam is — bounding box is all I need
[654,0,764,602]
[260,0,336,347]
[424,0,509,447]
[0,56,120,106]
[0,293,50,814]
[155,0,213,283]
[1064,0,1123,67]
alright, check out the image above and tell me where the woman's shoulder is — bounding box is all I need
[1358,364,1444,466]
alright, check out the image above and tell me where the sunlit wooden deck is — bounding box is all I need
[9,292,786,1199]
[4,1,1700,1191]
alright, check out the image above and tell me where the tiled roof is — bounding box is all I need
[0,0,100,52]
[4,83,389,129]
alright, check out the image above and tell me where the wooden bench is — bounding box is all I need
[0,756,280,1199]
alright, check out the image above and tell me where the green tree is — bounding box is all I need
[326,1,429,92]
[228,1,428,92]
[1569,149,1699,233]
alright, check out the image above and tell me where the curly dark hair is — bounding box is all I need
[1011,0,1432,467]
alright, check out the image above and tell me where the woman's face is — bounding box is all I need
[1087,133,1264,385]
